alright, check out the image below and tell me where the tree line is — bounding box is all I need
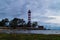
[0,18,38,29]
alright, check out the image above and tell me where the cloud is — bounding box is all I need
[49,0,60,11]
[45,16,60,24]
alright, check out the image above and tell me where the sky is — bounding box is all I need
[0,0,60,29]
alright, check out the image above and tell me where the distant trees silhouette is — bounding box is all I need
[32,22,38,28]
[0,18,9,27]
[9,18,26,29]
[0,18,38,29]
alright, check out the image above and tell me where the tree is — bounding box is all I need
[18,19,26,27]
[9,18,26,29]
[0,18,9,27]
[32,22,38,28]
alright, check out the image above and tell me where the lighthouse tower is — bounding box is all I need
[27,10,31,27]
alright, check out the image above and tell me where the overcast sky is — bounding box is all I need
[0,0,60,29]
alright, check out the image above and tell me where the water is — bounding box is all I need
[15,30,60,34]
[1,29,60,34]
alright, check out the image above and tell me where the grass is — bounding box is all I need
[0,34,60,40]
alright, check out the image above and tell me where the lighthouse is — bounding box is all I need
[27,10,31,27]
